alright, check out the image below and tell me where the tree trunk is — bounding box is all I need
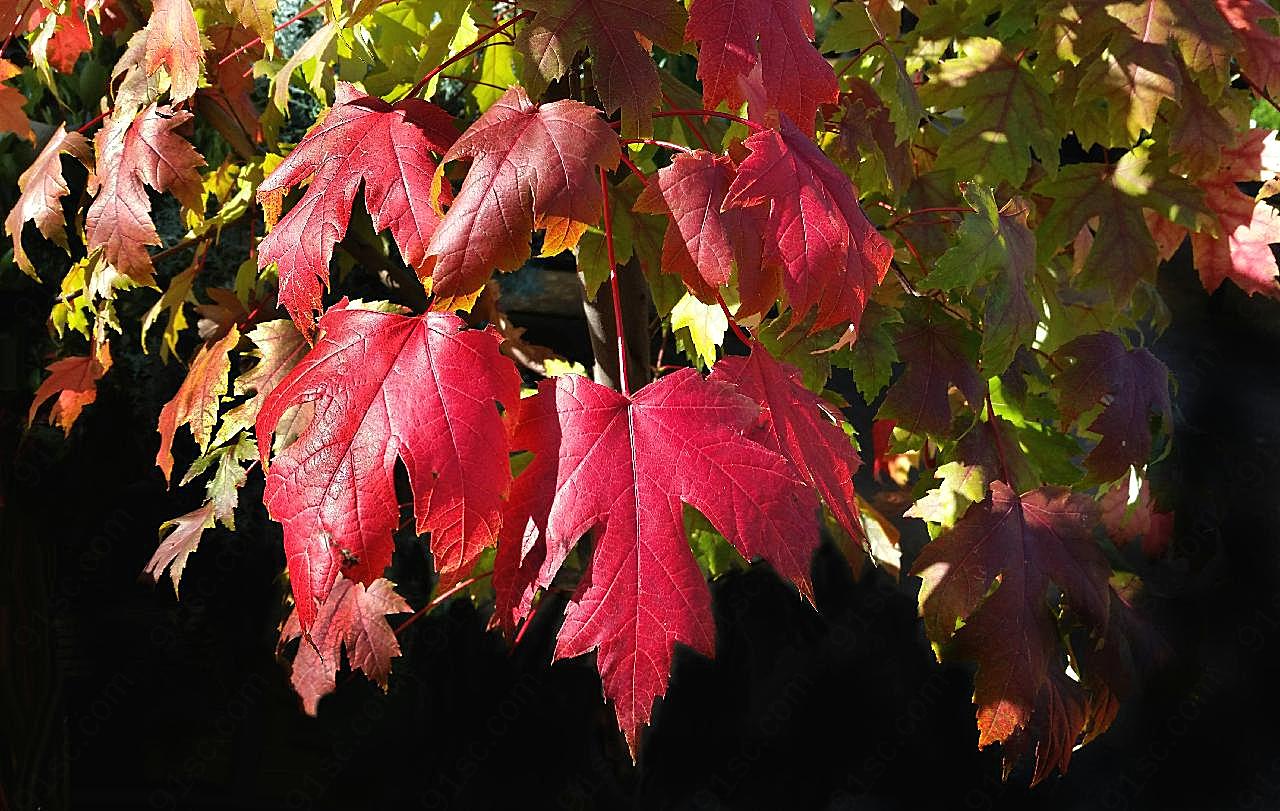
[582,257,652,391]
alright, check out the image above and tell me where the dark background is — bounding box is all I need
[3,245,1280,810]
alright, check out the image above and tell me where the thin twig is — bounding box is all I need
[439,74,507,92]
[402,11,529,100]
[0,0,37,55]
[150,232,217,264]
[218,0,324,67]
[1032,345,1064,372]
[393,573,492,636]
[651,109,764,133]
[890,264,917,297]
[831,23,893,83]
[716,291,751,345]
[660,92,713,151]
[599,167,630,395]
[1244,74,1280,114]
[617,152,648,183]
[891,226,930,278]
[76,109,109,134]
[985,393,1013,486]
[885,206,970,229]
[510,610,536,652]
[620,137,694,154]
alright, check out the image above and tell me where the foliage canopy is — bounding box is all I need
[5,0,1279,783]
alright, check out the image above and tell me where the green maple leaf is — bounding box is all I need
[1034,145,1204,298]
[475,39,518,111]
[656,71,730,149]
[1039,0,1239,148]
[824,0,900,54]
[357,0,470,96]
[844,300,902,401]
[924,186,1015,291]
[181,433,256,529]
[922,38,1062,188]
[1166,73,1240,175]
[923,185,1038,374]
[1075,0,1182,146]
[1039,0,1234,79]
[867,45,926,144]
[754,314,855,393]
[906,459,989,527]
[684,506,746,579]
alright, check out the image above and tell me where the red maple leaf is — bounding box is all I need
[86,104,206,283]
[26,0,93,74]
[1216,0,1280,98]
[1072,580,1168,748]
[1100,478,1173,559]
[198,24,264,156]
[256,83,458,332]
[494,369,818,753]
[28,345,112,435]
[517,0,687,137]
[911,482,1111,783]
[490,392,563,636]
[141,0,204,102]
[723,118,892,333]
[1053,332,1172,484]
[143,502,216,595]
[424,86,620,308]
[1,1,31,39]
[710,344,864,548]
[878,302,985,437]
[1191,128,1280,299]
[632,149,767,308]
[685,0,838,133]
[870,418,903,483]
[0,58,35,142]
[4,124,91,278]
[256,304,520,628]
[281,575,411,714]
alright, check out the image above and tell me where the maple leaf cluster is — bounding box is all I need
[8,0,1276,784]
